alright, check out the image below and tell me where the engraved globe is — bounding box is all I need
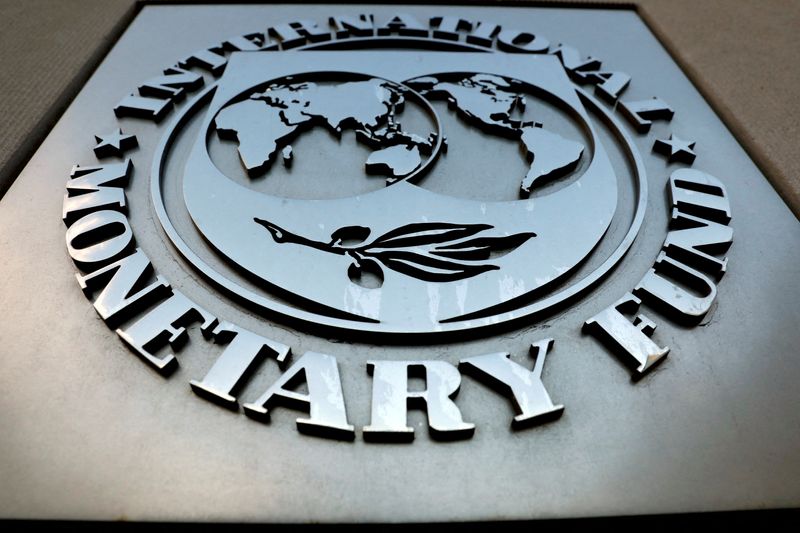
[157,57,636,336]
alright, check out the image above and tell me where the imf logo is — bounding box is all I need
[154,53,641,337]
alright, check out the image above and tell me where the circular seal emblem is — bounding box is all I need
[63,14,733,441]
[152,52,646,336]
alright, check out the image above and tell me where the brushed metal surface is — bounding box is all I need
[0,4,798,522]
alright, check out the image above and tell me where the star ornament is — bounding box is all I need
[653,134,696,164]
[93,129,138,158]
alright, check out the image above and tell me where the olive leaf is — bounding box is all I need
[329,225,371,247]
[254,218,535,286]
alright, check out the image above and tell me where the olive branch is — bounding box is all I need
[254,218,535,286]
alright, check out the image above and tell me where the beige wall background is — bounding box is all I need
[1,0,798,217]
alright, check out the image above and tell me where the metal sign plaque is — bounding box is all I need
[1,3,799,522]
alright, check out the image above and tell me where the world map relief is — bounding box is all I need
[406,73,585,195]
[214,79,436,180]
[214,73,584,195]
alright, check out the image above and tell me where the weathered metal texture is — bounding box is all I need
[0,4,798,522]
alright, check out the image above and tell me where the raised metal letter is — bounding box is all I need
[329,14,375,38]
[190,322,290,409]
[116,291,217,374]
[363,361,475,442]
[138,67,203,101]
[379,13,428,37]
[66,210,134,269]
[114,94,172,122]
[269,20,331,49]
[178,46,228,76]
[549,43,601,73]
[583,293,669,377]
[62,160,132,225]
[243,352,354,441]
[664,209,733,278]
[429,16,472,41]
[669,168,731,224]
[465,20,500,47]
[76,247,170,326]
[459,339,564,429]
[584,71,631,102]
[634,252,718,325]
[618,97,674,133]
[497,29,549,53]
